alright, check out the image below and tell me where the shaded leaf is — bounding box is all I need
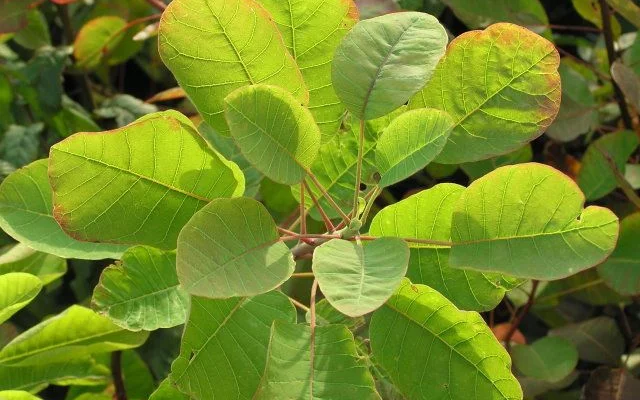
[12,9,50,50]
[304,299,365,332]
[0,160,128,259]
[49,111,245,250]
[583,367,640,400]
[158,0,308,134]
[605,0,640,29]
[332,12,448,120]
[611,60,640,110]
[0,272,42,324]
[224,84,320,185]
[370,279,522,400]
[598,212,640,296]
[169,291,296,399]
[0,124,41,168]
[254,321,380,399]
[73,16,142,70]
[512,337,578,382]
[442,0,549,33]
[94,94,157,127]
[0,358,109,392]
[461,144,532,181]
[0,0,37,34]
[410,23,561,163]
[149,378,190,400]
[92,246,189,331]
[450,163,619,280]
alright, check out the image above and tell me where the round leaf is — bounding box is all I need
[410,22,561,163]
[512,337,578,383]
[598,212,640,296]
[225,84,321,185]
[450,163,619,280]
[375,108,454,187]
[332,11,448,120]
[177,197,295,298]
[313,237,409,317]
[0,273,42,324]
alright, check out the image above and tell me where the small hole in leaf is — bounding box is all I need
[359,183,367,191]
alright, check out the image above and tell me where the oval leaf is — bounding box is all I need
[375,108,454,187]
[170,292,296,399]
[512,337,578,383]
[0,358,109,392]
[225,84,321,185]
[177,197,295,298]
[49,111,245,250]
[370,279,522,399]
[0,160,128,260]
[313,237,409,317]
[0,244,67,286]
[0,273,42,324]
[332,11,448,120]
[158,0,308,134]
[369,184,519,311]
[256,0,359,137]
[598,212,640,296]
[450,163,619,280]
[254,321,380,399]
[410,22,561,163]
[92,246,189,331]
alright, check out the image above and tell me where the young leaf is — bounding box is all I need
[369,184,519,311]
[158,0,308,134]
[577,130,639,201]
[0,273,42,324]
[450,163,619,280]
[410,23,561,163]
[92,246,189,331]
[49,111,245,250]
[549,316,625,366]
[332,12,448,120]
[170,292,296,399]
[512,337,578,383]
[0,244,67,286]
[256,0,359,137]
[177,197,295,298]
[370,279,522,399]
[598,212,640,296]
[313,238,409,317]
[0,305,149,366]
[253,321,380,399]
[375,109,454,187]
[0,160,128,260]
[73,16,142,70]
[0,358,109,391]
[225,84,321,185]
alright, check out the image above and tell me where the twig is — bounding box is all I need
[304,180,335,232]
[599,0,633,129]
[505,280,539,351]
[291,272,315,278]
[111,351,127,400]
[360,186,382,225]
[145,0,167,11]
[353,119,366,217]
[309,279,319,399]
[288,296,310,313]
[596,144,640,209]
[306,173,350,222]
[300,184,307,236]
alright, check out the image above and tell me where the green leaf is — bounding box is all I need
[256,0,359,137]
[577,131,639,200]
[605,0,640,29]
[332,12,448,120]
[549,316,625,366]
[450,163,619,280]
[461,144,533,181]
[0,273,42,324]
[177,197,294,298]
[441,0,549,34]
[0,124,41,168]
[375,109,453,187]
[92,246,189,331]
[304,299,365,331]
[0,358,109,392]
[370,184,519,311]
[0,244,67,285]
[224,84,321,185]
[199,122,263,197]
[94,94,158,127]
[313,238,409,317]
[254,321,380,399]
[170,291,296,399]
[158,0,308,135]
[149,378,189,400]
[0,0,35,34]
[49,111,245,250]
[0,391,41,400]
[370,279,522,399]
[572,0,622,37]
[73,16,142,70]
[410,23,561,164]
[611,60,640,110]
[0,305,149,366]
[546,59,597,141]
[0,160,128,260]
[598,212,640,296]
[12,10,50,50]
[512,337,578,383]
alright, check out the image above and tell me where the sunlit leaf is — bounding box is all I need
[332,12,448,120]
[598,212,640,296]
[410,23,561,163]
[0,391,41,400]
[450,163,619,280]
[0,273,42,324]
[512,337,578,383]
[177,197,294,298]
[605,0,640,29]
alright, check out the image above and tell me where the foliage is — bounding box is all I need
[0,0,639,399]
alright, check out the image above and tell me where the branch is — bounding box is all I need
[596,143,640,209]
[145,0,167,11]
[505,280,539,351]
[308,279,319,399]
[111,351,127,400]
[599,0,633,129]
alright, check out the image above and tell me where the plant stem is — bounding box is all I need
[306,173,350,222]
[596,144,640,209]
[353,119,366,218]
[309,279,319,398]
[111,351,127,400]
[303,180,335,232]
[288,295,310,313]
[360,186,381,225]
[599,0,633,129]
[291,272,315,278]
[145,0,167,11]
[505,280,539,351]
[300,183,307,236]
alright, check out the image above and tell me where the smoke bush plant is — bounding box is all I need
[0,0,631,399]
